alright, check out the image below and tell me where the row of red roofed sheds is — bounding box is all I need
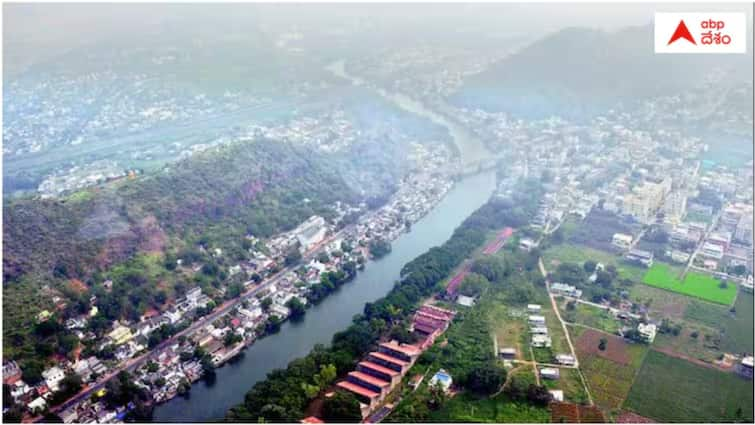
[307,304,456,421]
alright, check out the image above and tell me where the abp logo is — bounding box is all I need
[655,13,747,53]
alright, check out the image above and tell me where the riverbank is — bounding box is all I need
[152,171,497,421]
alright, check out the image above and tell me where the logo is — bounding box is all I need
[667,20,696,45]
[655,13,747,53]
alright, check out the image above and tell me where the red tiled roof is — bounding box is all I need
[358,361,400,377]
[413,314,446,330]
[414,323,437,334]
[415,309,448,322]
[380,341,420,356]
[349,371,390,388]
[301,417,324,424]
[337,381,379,399]
[419,305,455,320]
[369,352,408,366]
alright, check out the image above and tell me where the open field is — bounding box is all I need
[572,327,648,410]
[543,244,647,282]
[560,301,620,334]
[429,391,551,423]
[542,367,589,404]
[652,323,722,364]
[720,294,754,354]
[642,263,736,305]
[629,284,690,319]
[624,350,754,422]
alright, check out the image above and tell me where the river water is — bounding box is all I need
[153,59,494,422]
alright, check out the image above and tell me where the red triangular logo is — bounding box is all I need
[667,20,696,45]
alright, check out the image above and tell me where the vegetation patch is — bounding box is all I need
[642,263,736,305]
[624,350,753,422]
[720,294,754,354]
[561,301,620,335]
[575,329,631,365]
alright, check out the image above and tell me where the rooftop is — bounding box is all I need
[336,381,379,399]
[359,361,400,377]
[348,371,390,388]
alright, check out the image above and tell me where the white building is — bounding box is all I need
[42,366,66,392]
[612,233,633,249]
[637,323,657,343]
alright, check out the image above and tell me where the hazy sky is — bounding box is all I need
[4,3,753,75]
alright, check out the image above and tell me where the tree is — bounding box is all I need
[368,239,392,259]
[260,297,273,312]
[265,315,282,334]
[286,297,306,319]
[459,273,488,297]
[317,252,330,264]
[467,364,506,395]
[598,338,607,351]
[526,385,553,406]
[322,391,362,423]
[583,260,597,273]
[284,247,303,267]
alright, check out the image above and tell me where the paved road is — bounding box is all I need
[683,209,722,279]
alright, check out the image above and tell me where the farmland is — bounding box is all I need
[720,294,754,354]
[642,263,737,305]
[560,301,620,334]
[542,367,589,404]
[542,243,647,282]
[573,328,648,410]
[624,350,754,422]
[429,392,551,423]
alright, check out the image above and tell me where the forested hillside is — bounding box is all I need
[3,139,359,358]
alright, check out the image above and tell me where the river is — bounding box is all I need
[153,59,495,422]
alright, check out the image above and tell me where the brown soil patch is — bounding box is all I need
[67,278,89,294]
[615,411,655,423]
[575,329,631,365]
[550,402,606,423]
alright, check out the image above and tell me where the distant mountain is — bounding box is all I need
[453,25,752,120]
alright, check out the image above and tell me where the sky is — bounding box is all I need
[4,3,753,75]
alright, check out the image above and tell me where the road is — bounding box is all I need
[682,209,722,279]
[48,225,354,416]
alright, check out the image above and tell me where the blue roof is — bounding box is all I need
[433,371,452,383]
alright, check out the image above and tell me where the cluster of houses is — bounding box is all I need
[333,304,456,419]
[527,305,552,348]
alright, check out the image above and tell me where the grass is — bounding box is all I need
[571,326,648,410]
[721,294,754,354]
[560,301,620,334]
[543,244,647,282]
[629,284,691,320]
[429,391,551,423]
[542,367,589,404]
[624,350,754,422]
[684,299,730,328]
[642,263,737,305]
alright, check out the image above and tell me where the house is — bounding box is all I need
[3,361,22,385]
[555,354,576,366]
[737,356,754,379]
[527,304,542,313]
[549,389,565,402]
[528,315,546,325]
[612,233,633,249]
[550,283,582,298]
[519,238,539,252]
[28,396,47,413]
[700,242,725,261]
[42,366,65,392]
[428,369,453,393]
[637,323,657,343]
[456,295,476,307]
[108,324,134,345]
[531,334,552,348]
[540,367,560,380]
[625,249,654,267]
[499,348,517,359]
[530,326,549,335]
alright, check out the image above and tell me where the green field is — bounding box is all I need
[721,294,754,354]
[428,392,551,423]
[560,302,620,334]
[542,367,589,404]
[642,263,737,305]
[625,350,754,422]
[543,244,647,282]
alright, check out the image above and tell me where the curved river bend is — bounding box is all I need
[154,60,494,422]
